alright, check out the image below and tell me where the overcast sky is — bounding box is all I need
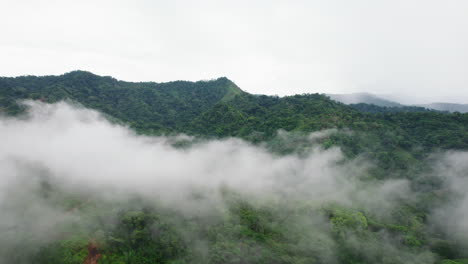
[1,0,467,103]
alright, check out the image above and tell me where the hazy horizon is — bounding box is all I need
[2,70,466,105]
[1,0,467,104]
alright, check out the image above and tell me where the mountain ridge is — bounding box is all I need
[0,71,246,132]
[327,92,403,107]
[0,71,466,152]
[328,92,468,113]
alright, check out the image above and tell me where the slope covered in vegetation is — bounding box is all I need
[1,72,468,264]
[1,71,466,148]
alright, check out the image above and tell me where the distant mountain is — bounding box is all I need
[327,92,468,113]
[327,93,402,107]
[417,102,468,113]
[348,103,432,113]
[327,93,432,113]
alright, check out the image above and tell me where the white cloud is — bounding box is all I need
[430,151,468,244]
[0,100,452,263]
[0,101,413,224]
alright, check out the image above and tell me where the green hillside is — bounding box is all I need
[1,71,467,175]
[0,71,244,132]
[1,72,468,264]
[1,71,466,149]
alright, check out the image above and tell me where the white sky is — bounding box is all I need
[1,0,467,103]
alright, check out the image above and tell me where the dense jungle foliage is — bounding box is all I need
[1,71,467,264]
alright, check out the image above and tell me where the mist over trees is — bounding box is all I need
[0,72,467,263]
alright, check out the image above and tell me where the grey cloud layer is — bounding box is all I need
[1,0,467,103]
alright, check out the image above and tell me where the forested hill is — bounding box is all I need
[0,71,358,134]
[1,71,467,155]
[0,71,244,132]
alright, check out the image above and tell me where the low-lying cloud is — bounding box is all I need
[430,151,468,245]
[1,101,465,263]
[0,101,403,206]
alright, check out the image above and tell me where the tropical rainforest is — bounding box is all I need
[0,71,467,264]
